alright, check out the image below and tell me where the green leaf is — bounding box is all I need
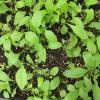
[67,34,78,49]
[18,16,30,28]
[37,77,44,88]
[10,31,23,42]
[56,0,66,9]
[61,25,68,35]
[83,52,95,69]
[0,82,9,92]
[31,11,42,29]
[0,4,9,13]
[42,80,50,92]
[45,0,54,13]
[93,83,100,100]
[16,66,27,90]
[25,31,39,46]
[84,9,94,24]
[3,39,11,51]
[11,88,16,97]
[50,67,59,76]
[14,11,25,25]
[48,42,62,49]
[96,36,100,51]
[86,39,97,54]
[94,54,100,67]
[26,54,33,64]
[25,0,34,7]
[89,22,100,31]
[85,0,97,7]
[34,43,43,51]
[84,77,92,92]
[79,85,90,100]
[60,90,66,97]
[36,48,46,63]
[0,70,11,81]
[3,91,10,99]
[5,51,19,66]
[63,91,78,100]
[65,46,81,57]
[50,76,60,90]
[67,84,75,92]
[69,25,88,40]
[63,68,87,78]
[16,1,25,8]
[69,17,88,39]
[45,30,57,43]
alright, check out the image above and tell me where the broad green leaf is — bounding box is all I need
[16,1,25,8]
[86,39,96,54]
[16,67,27,90]
[45,0,54,13]
[34,43,43,51]
[37,77,44,88]
[25,31,39,46]
[26,54,33,64]
[84,77,92,92]
[50,76,60,90]
[89,22,100,31]
[96,36,100,51]
[3,91,10,99]
[50,67,59,76]
[93,83,100,100]
[67,84,75,92]
[31,11,42,29]
[67,34,78,49]
[94,54,100,67]
[65,46,81,57]
[25,0,34,7]
[0,4,9,13]
[5,52,19,66]
[3,39,11,51]
[61,25,68,35]
[60,90,66,97]
[83,52,95,69]
[0,82,9,92]
[79,85,90,100]
[0,34,10,45]
[48,42,62,49]
[63,91,78,100]
[18,16,30,28]
[10,31,23,42]
[72,17,84,28]
[51,14,59,24]
[0,70,11,81]
[68,2,81,16]
[42,80,50,92]
[69,24,88,39]
[69,17,88,39]
[45,30,57,43]
[85,0,97,7]
[11,88,16,97]
[14,11,25,25]
[36,48,46,63]
[63,68,87,78]
[84,9,94,24]
[56,0,66,9]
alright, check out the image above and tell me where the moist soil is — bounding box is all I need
[0,3,100,100]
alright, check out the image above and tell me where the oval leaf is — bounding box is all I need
[16,67,27,90]
[63,68,87,78]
